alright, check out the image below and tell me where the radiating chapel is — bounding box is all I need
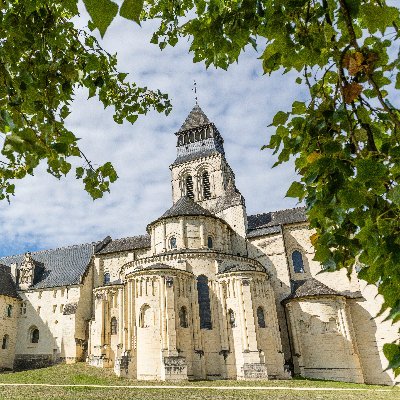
[0,106,399,384]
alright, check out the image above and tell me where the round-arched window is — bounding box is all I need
[30,327,40,343]
[2,335,9,349]
[292,250,305,273]
[257,307,266,328]
[140,304,151,328]
[185,175,194,199]
[179,306,188,328]
[197,275,212,330]
[207,236,213,249]
[103,272,110,285]
[169,236,177,249]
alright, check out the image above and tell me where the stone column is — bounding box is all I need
[162,223,167,252]
[151,227,156,255]
[200,221,206,248]
[180,218,186,249]
[118,287,124,345]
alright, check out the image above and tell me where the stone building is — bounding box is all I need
[0,105,398,385]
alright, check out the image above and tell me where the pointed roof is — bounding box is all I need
[282,278,341,304]
[178,105,210,132]
[161,196,213,219]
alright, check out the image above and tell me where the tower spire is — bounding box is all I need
[193,80,198,105]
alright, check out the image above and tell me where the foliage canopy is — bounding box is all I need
[1,0,400,375]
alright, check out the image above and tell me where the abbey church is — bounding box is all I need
[0,106,398,385]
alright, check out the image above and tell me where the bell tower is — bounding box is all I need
[170,105,248,254]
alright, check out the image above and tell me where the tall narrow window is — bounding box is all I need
[207,236,213,249]
[110,317,118,335]
[186,175,194,199]
[140,304,151,328]
[20,302,27,315]
[6,305,12,318]
[104,272,110,285]
[257,307,266,328]
[292,250,305,273]
[197,275,212,329]
[202,171,211,199]
[2,335,9,349]
[179,306,188,328]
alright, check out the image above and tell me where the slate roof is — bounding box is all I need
[162,196,213,219]
[247,207,307,236]
[0,243,94,289]
[97,235,151,254]
[282,278,341,304]
[0,265,20,299]
[178,105,210,132]
[218,264,265,274]
[173,148,221,166]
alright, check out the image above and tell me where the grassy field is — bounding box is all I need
[0,363,398,400]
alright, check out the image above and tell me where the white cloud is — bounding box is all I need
[0,13,302,256]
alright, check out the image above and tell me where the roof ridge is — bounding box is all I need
[0,241,95,260]
[248,206,306,218]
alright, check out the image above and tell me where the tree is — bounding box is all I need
[0,0,171,201]
[83,0,400,374]
[2,0,399,374]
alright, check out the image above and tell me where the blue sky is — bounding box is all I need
[0,10,304,257]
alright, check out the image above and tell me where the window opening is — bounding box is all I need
[202,171,211,199]
[207,236,213,249]
[170,236,177,249]
[292,250,305,273]
[186,175,194,199]
[30,328,40,343]
[228,309,236,328]
[179,306,188,328]
[197,275,212,329]
[111,317,118,335]
[257,307,266,328]
[2,335,9,349]
[104,272,110,285]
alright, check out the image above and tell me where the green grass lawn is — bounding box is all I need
[0,363,398,400]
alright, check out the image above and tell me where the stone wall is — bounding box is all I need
[0,295,19,370]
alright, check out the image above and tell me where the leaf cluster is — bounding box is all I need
[0,0,171,200]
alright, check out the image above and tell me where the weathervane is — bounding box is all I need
[193,80,198,105]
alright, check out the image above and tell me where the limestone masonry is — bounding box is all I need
[0,106,399,384]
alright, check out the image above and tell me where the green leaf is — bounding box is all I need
[286,181,304,199]
[388,186,400,206]
[120,0,144,24]
[272,111,289,126]
[83,0,119,37]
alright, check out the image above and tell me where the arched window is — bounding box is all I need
[186,175,194,199]
[228,309,236,328]
[140,304,151,328]
[207,236,213,249]
[257,307,266,328]
[110,317,118,335]
[30,327,40,343]
[197,275,212,330]
[202,171,211,199]
[2,335,9,350]
[169,236,177,249]
[104,272,110,285]
[6,304,12,318]
[179,306,188,328]
[292,250,305,273]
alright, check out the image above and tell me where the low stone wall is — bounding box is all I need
[14,354,54,371]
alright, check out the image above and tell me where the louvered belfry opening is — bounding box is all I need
[202,171,211,199]
[186,175,194,199]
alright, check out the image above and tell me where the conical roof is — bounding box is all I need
[161,196,213,218]
[178,105,210,132]
[147,196,215,232]
[282,278,341,304]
